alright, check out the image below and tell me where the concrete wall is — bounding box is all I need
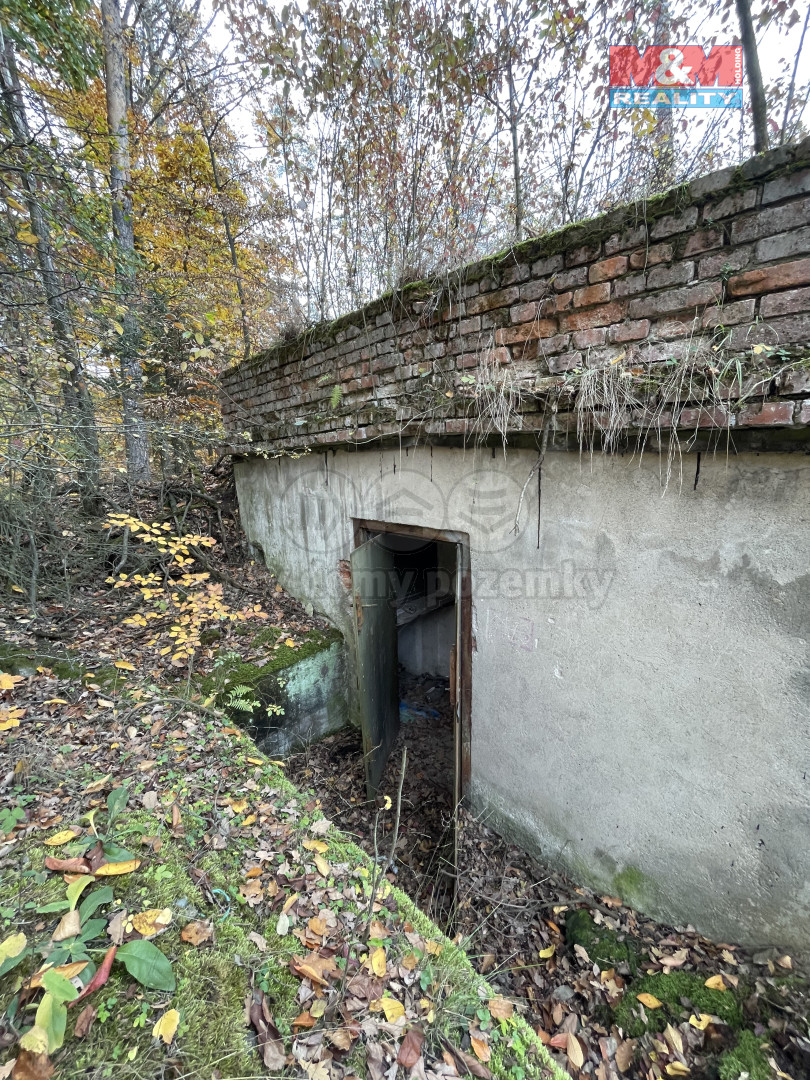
[234,444,810,951]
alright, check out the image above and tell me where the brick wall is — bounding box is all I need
[221,140,810,453]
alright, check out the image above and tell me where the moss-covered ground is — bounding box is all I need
[0,654,565,1080]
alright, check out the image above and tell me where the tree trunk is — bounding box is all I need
[507,61,523,242]
[100,0,151,484]
[0,36,101,508]
[735,0,769,153]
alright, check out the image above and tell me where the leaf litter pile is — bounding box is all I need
[0,528,559,1080]
[286,709,810,1080]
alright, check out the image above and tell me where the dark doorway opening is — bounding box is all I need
[349,520,471,923]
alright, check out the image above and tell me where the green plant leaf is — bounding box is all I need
[36,899,71,914]
[35,992,67,1052]
[106,785,129,822]
[101,841,137,862]
[79,886,114,922]
[78,918,107,943]
[116,940,175,991]
[41,968,79,1003]
[67,875,94,911]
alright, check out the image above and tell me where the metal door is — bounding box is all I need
[350,536,399,799]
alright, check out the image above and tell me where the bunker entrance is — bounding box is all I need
[350,521,470,922]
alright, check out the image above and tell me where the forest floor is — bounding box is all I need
[1,497,808,1080]
[0,526,559,1080]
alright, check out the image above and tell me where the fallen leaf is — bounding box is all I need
[141,791,159,810]
[152,1008,179,1045]
[0,932,27,966]
[535,1028,550,1045]
[328,1028,356,1051]
[488,997,514,1021]
[114,661,136,671]
[0,672,24,690]
[83,775,112,793]
[73,1005,97,1038]
[181,921,213,946]
[248,932,268,953]
[51,910,80,942]
[95,860,141,876]
[370,947,386,977]
[636,992,663,1009]
[445,1043,491,1079]
[314,855,330,878]
[29,962,88,989]
[689,1013,711,1030]
[132,908,172,939]
[566,1033,584,1070]
[309,818,332,836]
[660,948,688,969]
[397,1026,424,1067]
[401,952,418,971]
[470,1036,491,1064]
[70,945,117,1005]
[704,975,727,992]
[303,840,328,854]
[43,830,80,847]
[538,945,555,959]
[615,1038,636,1073]
[276,913,290,936]
[664,1023,683,1056]
[246,756,264,765]
[381,998,405,1023]
[425,941,443,956]
[664,1065,690,1077]
[107,911,126,945]
[43,856,90,875]
[776,955,792,970]
[10,1050,54,1080]
[249,992,286,1069]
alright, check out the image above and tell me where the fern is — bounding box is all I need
[223,684,259,713]
[329,384,342,410]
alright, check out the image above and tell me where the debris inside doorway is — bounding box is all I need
[288,737,810,1080]
[288,668,456,920]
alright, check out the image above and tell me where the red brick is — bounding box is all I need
[560,302,624,332]
[547,351,582,373]
[727,313,810,348]
[736,402,794,427]
[609,319,650,343]
[510,301,537,324]
[605,224,647,255]
[760,286,810,318]
[614,273,647,298]
[566,243,601,267]
[589,256,628,283]
[572,328,607,348]
[703,189,756,220]
[728,258,810,296]
[554,267,588,291]
[518,333,570,360]
[652,317,699,340]
[458,316,481,335]
[684,228,724,256]
[629,243,673,270]
[756,227,810,263]
[701,299,756,328]
[762,167,810,205]
[800,401,810,425]
[466,286,520,314]
[628,282,720,319]
[678,406,733,429]
[495,319,558,345]
[493,347,512,364]
[501,262,530,285]
[651,206,699,238]
[574,283,611,307]
[731,197,810,244]
[698,247,752,279]
[519,279,553,301]
[647,262,695,289]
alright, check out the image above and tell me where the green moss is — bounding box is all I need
[612,864,660,913]
[613,972,743,1037]
[718,1030,772,1080]
[200,627,342,701]
[564,908,642,973]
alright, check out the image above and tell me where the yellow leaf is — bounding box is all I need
[152,1008,180,1045]
[370,947,386,977]
[242,814,257,827]
[43,829,80,847]
[95,859,141,876]
[425,941,443,956]
[0,710,22,731]
[0,672,24,690]
[689,1013,712,1030]
[114,660,136,671]
[665,1064,690,1077]
[285,638,295,648]
[19,1024,49,1054]
[471,1035,491,1063]
[29,960,88,988]
[303,840,328,854]
[381,997,405,1023]
[538,945,555,959]
[43,698,69,706]
[566,1033,584,1070]
[132,908,173,938]
[704,974,726,991]
[246,756,263,765]
[637,993,663,1009]
[488,996,514,1020]
[228,798,248,814]
[84,774,112,793]
[314,855,330,878]
[0,932,26,964]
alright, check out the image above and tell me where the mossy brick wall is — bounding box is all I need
[221,139,810,453]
